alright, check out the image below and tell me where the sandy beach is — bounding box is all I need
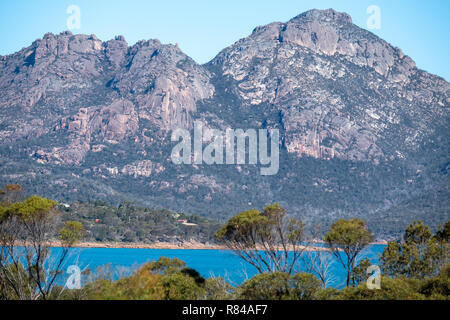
[65,241,226,250]
[43,240,380,251]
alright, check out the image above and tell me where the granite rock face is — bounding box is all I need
[0,9,448,237]
[110,39,214,130]
[0,31,213,140]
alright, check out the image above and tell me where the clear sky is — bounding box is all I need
[0,0,449,81]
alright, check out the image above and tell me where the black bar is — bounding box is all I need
[1,300,447,319]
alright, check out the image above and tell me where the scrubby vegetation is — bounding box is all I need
[57,256,449,300]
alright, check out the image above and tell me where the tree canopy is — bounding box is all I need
[324,219,373,286]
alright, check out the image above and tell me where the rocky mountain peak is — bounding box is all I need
[208,9,447,163]
[32,31,104,59]
[289,8,353,25]
[242,8,416,80]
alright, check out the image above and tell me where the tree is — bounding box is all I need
[81,257,207,300]
[237,272,291,300]
[237,272,321,300]
[351,257,372,285]
[290,272,322,300]
[215,204,306,274]
[59,221,84,246]
[160,273,205,300]
[418,264,450,299]
[203,277,233,300]
[0,196,84,300]
[380,220,449,279]
[336,276,425,300]
[323,219,373,287]
[435,220,450,243]
[141,257,187,275]
[301,250,336,288]
[300,225,337,288]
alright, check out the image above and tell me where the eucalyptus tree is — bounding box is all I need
[215,203,306,274]
[0,195,84,300]
[323,219,373,287]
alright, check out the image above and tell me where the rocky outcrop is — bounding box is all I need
[0,31,108,109]
[111,39,214,130]
[121,160,165,178]
[34,99,139,165]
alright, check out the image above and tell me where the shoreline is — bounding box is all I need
[65,241,226,250]
[46,240,387,251]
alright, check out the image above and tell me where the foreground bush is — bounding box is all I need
[237,272,322,300]
[78,258,207,300]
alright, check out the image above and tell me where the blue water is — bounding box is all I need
[53,244,386,288]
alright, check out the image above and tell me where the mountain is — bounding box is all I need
[0,9,448,239]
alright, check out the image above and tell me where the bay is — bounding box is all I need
[51,244,386,288]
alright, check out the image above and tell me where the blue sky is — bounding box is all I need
[0,0,449,81]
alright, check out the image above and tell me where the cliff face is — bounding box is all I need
[0,9,448,237]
